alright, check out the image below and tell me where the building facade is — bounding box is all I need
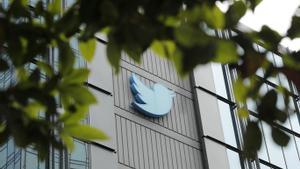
[1,1,300,169]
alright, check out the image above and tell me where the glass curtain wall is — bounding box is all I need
[206,29,300,169]
[0,0,90,169]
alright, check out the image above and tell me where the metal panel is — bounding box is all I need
[120,50,191,92]
[115,108,200,148]
[112,48,204,169]
[115,115,203,169]
[131,123,139,169]
[113,68,199,140]
[151,130,159,169]
[116,115,124,164]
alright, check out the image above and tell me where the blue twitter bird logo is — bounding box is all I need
[129,74,175,117]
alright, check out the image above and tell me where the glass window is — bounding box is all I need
[218,100,238,147]
[0,145,7,168]
[278,73,290,91]
[1,0,9,9]
[7,139,14,156]
[246,98,256,112]
[290,113,300,133]
[258,122,270,162]
[28,0,38,6]
[256,68,265,78]
[273,54,284,67]
[25,151,38,169]
[261,122,286,168]
[65,0,76,8]
[259,162,272,169]
[227,149,242,169]
[212,63,228,99]
[283,135,300,169]
[69,140,89,169]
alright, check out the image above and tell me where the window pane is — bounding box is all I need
[261,122,286,168]
[258,122,270,162]
[259,162,271,169]
[246,98,256,113]
[218,101,237,147]
[227,149,242,169]
[212,63,228,99]
[283,135,300,169]
[0,145,7,168]
[69,140,89,169]
[25,152,38,169]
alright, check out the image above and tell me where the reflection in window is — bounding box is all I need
[261,122,286,168]
[258,122,270,162]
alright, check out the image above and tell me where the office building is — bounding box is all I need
[1,1,300,169]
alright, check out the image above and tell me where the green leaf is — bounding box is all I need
[0,58,9,72]
[258,26,281,50]
[123,43,142,63]
[174,25,208,47]
[170,48,183,75]
[271,127,290,146]
[58,41,75,76]
[100,27,111,34]
[64,124,108,140]
[79,39,96,62]
[60,106,89,125]
[225,1,247,27]
[213,41,238,63]
[61,134,75,151]
[280,67,300,89]
[21,0,28,6]
[248,0,262,10]
[0,127,9,145]
[36,61,54,77]
[60,85,97,105]
[287,16,300,38]
[244,121,262,159]
[159,16,180,27]
[62,68,90,84]
[275,110,288,123]
[239,49,265,77]
[48,0,61,14]
[151,40,176,58]
[0,123,6,133]
[233,78,248,103]
[257,90,278,122]
[16,67,29,82]
[282,52,300,71]
[107,40,121,72]
[24,102,45,119]
[238,107,249,118]
[201,4,225,29]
